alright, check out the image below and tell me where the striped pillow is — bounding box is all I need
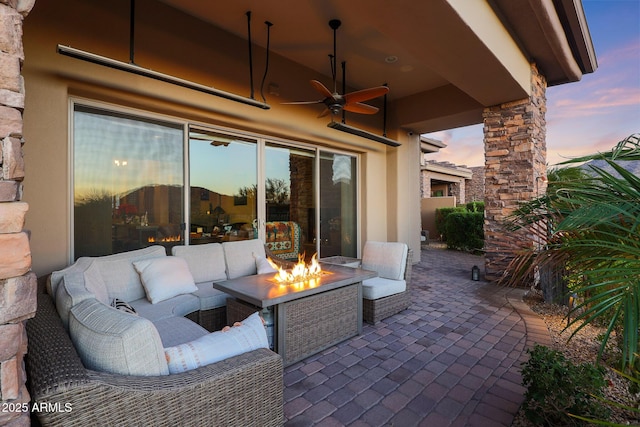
[111,298,137,315]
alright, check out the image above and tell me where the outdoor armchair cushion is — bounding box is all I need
[164,311,269,373]
[361,241,408,281]
[362,276,407,300]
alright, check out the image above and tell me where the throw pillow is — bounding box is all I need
[164,311,269,373]
[110,298,138,315]
[133,257,198,304]
[254,253,277,274]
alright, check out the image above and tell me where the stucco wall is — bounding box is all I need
[22,0,420,276]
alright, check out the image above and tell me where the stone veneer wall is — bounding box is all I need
[0,1,37,426]
[483,63,548,281]
[467,166,485,202]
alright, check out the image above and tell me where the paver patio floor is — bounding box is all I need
[283,244,551,426]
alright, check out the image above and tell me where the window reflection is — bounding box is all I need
[73,106,184,257]
[189,129,257,244]
[320,152,357,258]
[265,143,316,261]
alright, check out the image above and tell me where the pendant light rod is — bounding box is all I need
[129,0,136,64]
[383,83,388,137]
[259,20,274,103]
[57,45,271,109]
[246,11,255,99]
[341,60,346,124]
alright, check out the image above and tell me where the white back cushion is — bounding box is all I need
[222,240,266,279]
[94,246,167,302]
[361,241,408,280]
[171,243,227,283]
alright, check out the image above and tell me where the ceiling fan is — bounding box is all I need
[285,19,389,118]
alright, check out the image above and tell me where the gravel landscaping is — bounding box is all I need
[512,292,640,426]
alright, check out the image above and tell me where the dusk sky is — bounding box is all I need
[424,0,640,168]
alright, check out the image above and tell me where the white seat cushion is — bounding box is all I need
[192,283,231,311]
[153,316,209,348]
[362,277,407,300]
[361,241,408,280]
[129,294,200,321]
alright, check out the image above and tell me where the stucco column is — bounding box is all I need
[0,1,37,425]
[483,63,547,282]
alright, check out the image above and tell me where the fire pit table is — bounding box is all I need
[213,263,376,366]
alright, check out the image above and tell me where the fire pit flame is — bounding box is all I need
[268,253,323,284]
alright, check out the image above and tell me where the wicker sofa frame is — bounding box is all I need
[26,293,284,427]
[362,248,413,324]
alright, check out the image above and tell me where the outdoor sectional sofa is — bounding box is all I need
[26,240,285,426]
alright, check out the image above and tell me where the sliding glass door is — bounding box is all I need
[72,103,359,260]
[319,151,358,258]
[73,105,184,257]
[264,142,316,260]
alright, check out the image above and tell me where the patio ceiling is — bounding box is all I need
[158,0,596,134]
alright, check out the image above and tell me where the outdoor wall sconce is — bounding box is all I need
[471,265,480,281]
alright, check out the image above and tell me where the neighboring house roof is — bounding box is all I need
[158,0,597,134]
[420,136,447,154]
[422,161,473,180]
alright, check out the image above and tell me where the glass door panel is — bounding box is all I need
[265,143,316,260]
[73,105,184,258]
[319,152,358,258]
[189,129,257,244]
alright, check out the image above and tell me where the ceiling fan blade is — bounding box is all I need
[343,102,379,115]
[317,108,331,118]
[344,86,389,104]
[310,80,335,99]
[282,100,324,105]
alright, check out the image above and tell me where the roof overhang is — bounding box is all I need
[158,0,597,134]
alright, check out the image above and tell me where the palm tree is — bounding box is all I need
[503,133,640,370]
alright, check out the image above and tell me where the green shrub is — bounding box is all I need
[521,345,610,426]
[442,211,483,251]
[435,207,466,239]
[465,201,484,212]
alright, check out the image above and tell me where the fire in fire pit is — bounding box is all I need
[268,253,327,284]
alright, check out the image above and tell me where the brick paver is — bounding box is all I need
[283,244,550,426]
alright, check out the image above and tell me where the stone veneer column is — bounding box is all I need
[483,63,547,281]
[0,1,37,426]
